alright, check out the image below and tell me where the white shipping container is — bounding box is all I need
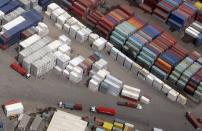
[69,71,82,83]
[19,34,41,50]
[106,75,123,87]
[2,7,25,25]
[69,56,85,67]
[88,33,99,44]
[23,46,52,73]
[146,73,155,86]
[105,42,114,53]
[121,90,139,100]
[47,3,59,14]
[96,69,110,79]
[88,79,99,92]
[56,54,70,69]
[124,57,133,70]
[69,24,81,38]
[176,94,187,105]
[92,59,108,72]
[92,37,107,51]
[18,36,52,63]
[161,84,172,94]
[63,69,70,78]
[167,89,179,101]
[56,13,71,27]
[58,44,71,55]
[47,40,63,52]
[140,96,150,104]
[54,66,62,74]
[0,11,5,21]
[117,52,126,65]
[5,102,24,117]
[66,17,78,26]
[152,78,163,90]
[110,47,119,60]
[64,24,70,34]
[76,28,92,43]
[123,85,141,95]
[131,62,142,76]
[59,35,71,45]
[137,68,149,81]
[2,16,25,32]
[51,8,65,22]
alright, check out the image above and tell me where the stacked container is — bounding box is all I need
[18,36,52,63]
[0,1,20,15]
[38,0,53,10]
[177,57,202,89]
[79,52,101,75]
[168,51,201,85]
[139,0,158,13]
[0,10,43,49]
[100,74,123,96]
[86,10,103,27]
[185,21,202,46]
[124,24,162,61]
[152,0,182,22]
[61,0,104,18]
[20,26,38,40]
[0,7,25,25]
[110,16,145,50]
[167,2,197,31]
[121,85,140,100]
[151,44,187,80]
[185,68,202,95]
[137,32,176,71]
[96,6,133,39]
[31,53,56,77]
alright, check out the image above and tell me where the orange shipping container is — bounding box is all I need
[155,58,172,73]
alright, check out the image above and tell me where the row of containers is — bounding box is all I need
[139,0,198,31]
[0,0,53,49]
[60,1,202,102]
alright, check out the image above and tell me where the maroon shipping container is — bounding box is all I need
[184,85,195,95]
[10,63,27,76]
[161,32,176,45]
[188,51,201,61]
[186,112,201,129]
[73,104,82,110]
[119,5,134,16]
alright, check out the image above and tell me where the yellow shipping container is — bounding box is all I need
[103,122,113,131]
[113,122,124,129]
[194,1,202,10]
[123,126,132,131]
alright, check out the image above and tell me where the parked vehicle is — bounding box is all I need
[3,99,24,118]
[10,63,30,79]
[117,101,142,109]
[186,112,202,129]
[90,106,116,116]
[58,101,82,110]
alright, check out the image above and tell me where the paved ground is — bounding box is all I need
[0,0,202,131]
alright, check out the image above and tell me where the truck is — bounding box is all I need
[10,63,30,79]
[186,112,202,129]
[58,101,82,110]
[90,106,116,116]
[117,101,142,109]
[3,99,24,118]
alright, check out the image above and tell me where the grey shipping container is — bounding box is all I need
[29,115,42,131]
[17,114,31,131]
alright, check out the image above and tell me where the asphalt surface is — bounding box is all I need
[0,0,202,131]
